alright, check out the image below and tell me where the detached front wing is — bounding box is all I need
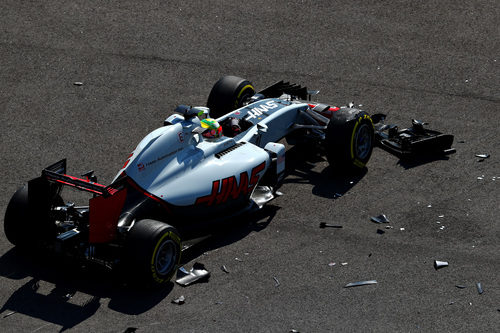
[372,115,455,157]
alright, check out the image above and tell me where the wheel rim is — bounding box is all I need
[235,87,255,108]
[155,239,177,275]
[354,123,372,160]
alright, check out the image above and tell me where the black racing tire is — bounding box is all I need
[125,219,181,287]
[206,75,255,118]
[4,183,63,248]
[4,184,30,246]
[325,108,374,172]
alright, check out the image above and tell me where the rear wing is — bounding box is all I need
[256,80,322,102]
[258,80,310,100]
[42,159,121,197]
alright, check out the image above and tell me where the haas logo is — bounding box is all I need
[195,162,266,206]
[245,101,279,120]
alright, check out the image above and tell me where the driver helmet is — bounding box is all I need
[200,118,223,139]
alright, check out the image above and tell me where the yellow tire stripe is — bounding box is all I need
[350,114,373,167]
[237,84,254,99]
[353,159,366,168]
[150,231,180,283]
[234,84,255,107]
[350,119,361,160]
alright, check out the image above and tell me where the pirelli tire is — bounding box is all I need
[325,108,374,172]
[4,182,61,248]
[207,75,255,118]
[125,219,181,287]
[4,184,31,246]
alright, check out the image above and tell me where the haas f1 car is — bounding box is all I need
[5,76,448,287]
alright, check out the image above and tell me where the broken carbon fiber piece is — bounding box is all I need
[319,222,343,228]
[176,263,210,286]
[171,295,185,305]
[344,280,377,288]
[476,282,483,294]
[371,214,389,223]
[434,260,448,270]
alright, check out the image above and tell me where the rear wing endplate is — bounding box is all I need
[42,159,119,196]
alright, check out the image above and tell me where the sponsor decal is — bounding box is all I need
[178,132,184,142]
[195,162,266,206]
[142,147,184,168]
[245,101,279,120]
[137,163,145,172]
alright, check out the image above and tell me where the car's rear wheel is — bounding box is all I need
[125,219,181,287]
[4,184,30,246]
[207,75,255,118]
[4,181,62,248]
[325,108,374,172]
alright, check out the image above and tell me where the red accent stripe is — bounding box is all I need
[121,153,134,169]
[62,174,106,187]
[307,104,340,119]
[54,179,104,194]
[107,187,119,195]
[126,176,172,213]
[122,159,130,169]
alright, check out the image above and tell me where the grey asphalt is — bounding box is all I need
[1,1,499,332]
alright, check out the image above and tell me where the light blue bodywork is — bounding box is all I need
[113,98,307,208]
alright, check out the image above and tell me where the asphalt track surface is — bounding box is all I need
[1,1,499,332]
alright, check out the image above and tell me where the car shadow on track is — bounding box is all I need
[0,276,101,332]
[283,145,368,199]
[395,154,452,169]
[179,204,279,265]
[0,206,279,326]
[0,247,175,329]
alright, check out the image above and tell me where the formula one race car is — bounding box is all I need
[4,76,375,287]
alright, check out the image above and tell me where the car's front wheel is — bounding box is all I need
[325,108,374,172]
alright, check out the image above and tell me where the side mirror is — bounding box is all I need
[174,105,210,119]
[192,107,210,119]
